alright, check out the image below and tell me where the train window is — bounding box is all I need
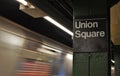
[16,58,52,76]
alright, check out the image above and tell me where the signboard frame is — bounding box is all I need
[73,18,109,52]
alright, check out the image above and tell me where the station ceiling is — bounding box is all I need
[0,0,120,47]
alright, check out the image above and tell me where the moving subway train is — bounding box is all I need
[0,16,72,76]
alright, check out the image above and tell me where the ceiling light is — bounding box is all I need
[43,16,73,36]
[16,0,28,6]
[41,45,62,53]
[111,60,115,63]
[111,66,115,70]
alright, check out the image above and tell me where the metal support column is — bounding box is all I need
[73,0,110,76]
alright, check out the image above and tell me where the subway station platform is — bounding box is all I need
[0,0,120,76]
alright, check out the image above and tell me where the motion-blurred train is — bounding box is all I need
[0,16,72,76]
